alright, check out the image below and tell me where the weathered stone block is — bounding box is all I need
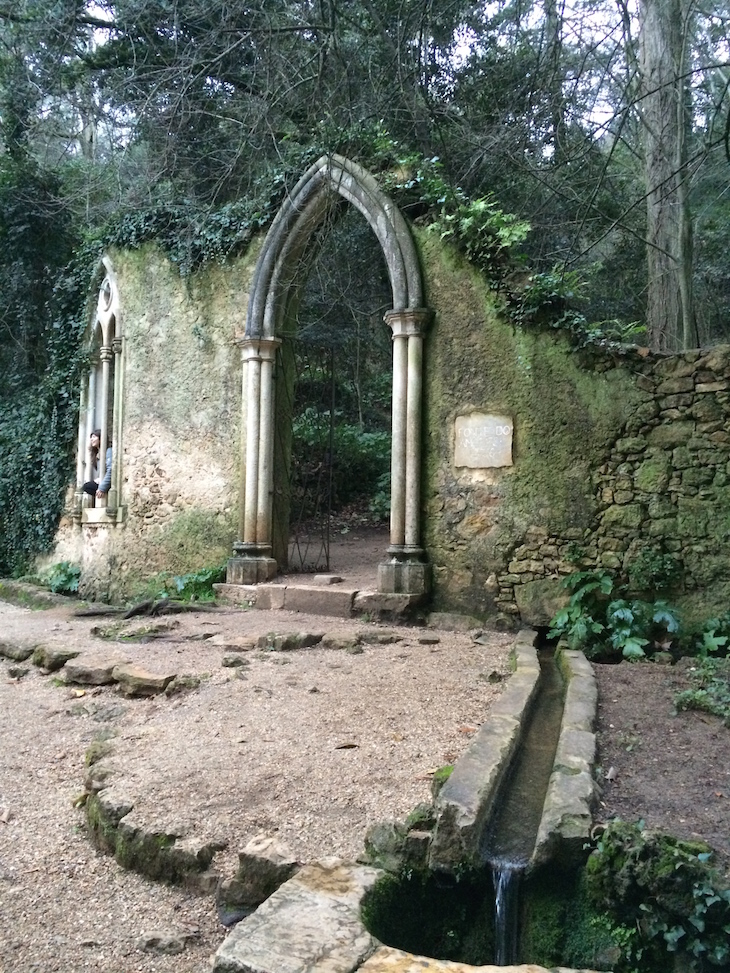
[514,578,568,627]
[600,504,644,529]
[647,421,695,447]
[212,860,381,973]
[65,654,131,685]
[635,455,671,493]
[217,835,299,913]
[0,641,35,662]
[656,376,695,395]
[112,663,177,696]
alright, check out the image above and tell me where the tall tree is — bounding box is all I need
[638,0,696,351]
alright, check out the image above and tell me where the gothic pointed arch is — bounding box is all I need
[229,155,432,597]
[73,255,126,525]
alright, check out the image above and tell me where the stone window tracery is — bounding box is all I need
[73,258,126,526]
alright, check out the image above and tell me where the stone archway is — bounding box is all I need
[227,155,432,595]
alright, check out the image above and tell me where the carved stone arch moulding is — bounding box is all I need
[228,154,432,597]
[73,255,126,526]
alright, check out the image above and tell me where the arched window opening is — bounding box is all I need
[73,259,125,526]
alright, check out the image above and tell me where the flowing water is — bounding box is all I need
[482,647,566,964]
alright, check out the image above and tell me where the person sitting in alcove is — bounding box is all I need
[83,429,112,502]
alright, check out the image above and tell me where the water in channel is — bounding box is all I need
[482,646,566,965]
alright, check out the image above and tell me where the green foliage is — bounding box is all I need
[675,657,730,726]
[172,563,227,601]
[0,161,89,577]
[627,547,682,595]
[291,407,391,511]
[585,821,730,971]
[42,561,81,595]
[693,614,730,659]
[508,269,590,338]
[368,471,391,522]
[431,195,530,281]
[548,570,681,662]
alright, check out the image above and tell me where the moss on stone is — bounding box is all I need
[520,866,616,970]
[360,870,493,965]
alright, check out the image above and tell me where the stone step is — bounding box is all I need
[213,583,422,619]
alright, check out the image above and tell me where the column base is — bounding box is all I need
[378,548,431,596]
[227,549,278,585]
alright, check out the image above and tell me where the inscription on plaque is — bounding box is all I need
[454,413,513,468]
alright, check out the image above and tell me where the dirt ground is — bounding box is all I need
[0,537,515,973]
[593,657,730,880]
[1,527,729,972]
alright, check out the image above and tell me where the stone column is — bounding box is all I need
[82,365,97,508]
[73,383,88,524]
[97,345,113,508]
[379,308,432,596]
[228,336,281,584]
[106,336,124,514]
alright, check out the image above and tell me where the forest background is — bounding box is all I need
[0,0,729,577]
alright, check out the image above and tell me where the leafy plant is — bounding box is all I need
[43,560,81,595]
[627,546,682,595]
[431,195,530,280]
[586,821,730,972]
[675,657,730,725]
[548,570,681,661]
[173,564,226,601]
[508,269,588,335]
[694,613,730,659]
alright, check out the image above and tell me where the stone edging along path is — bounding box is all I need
[210,631,601,973]
[2,612,601,973]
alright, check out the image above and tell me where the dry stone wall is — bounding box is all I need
[420,231,730,628]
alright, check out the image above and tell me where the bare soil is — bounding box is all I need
[1,528,728,972]
[594,658,730,880]
[0,529,514,973]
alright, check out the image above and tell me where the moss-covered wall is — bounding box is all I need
[51,224,730,617]
[51,242,261,600]
[419,231,730,627]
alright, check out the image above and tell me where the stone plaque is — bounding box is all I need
[454,413,513,468]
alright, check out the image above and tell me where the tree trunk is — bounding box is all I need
[638,0,696,351]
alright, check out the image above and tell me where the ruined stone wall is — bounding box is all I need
[50,227,730,618]
[51,242,260,600]
[419,231,730,628]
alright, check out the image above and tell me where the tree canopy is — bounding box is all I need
[1,0,730,572]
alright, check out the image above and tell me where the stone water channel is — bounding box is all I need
[212,630,602,973]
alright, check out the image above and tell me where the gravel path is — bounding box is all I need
[0,597,513,972]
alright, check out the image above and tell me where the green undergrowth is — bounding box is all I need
[548,569,680,662]
[675,657,730,725]
[585,820,730,972]
[549,561,730,664]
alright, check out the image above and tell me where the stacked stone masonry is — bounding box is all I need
[495,346,730,624]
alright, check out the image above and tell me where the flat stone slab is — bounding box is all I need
[213,583,259,606]
[111,663,177,696]
[283,586,358,617]
[359,947,601,972]
[64,654,131,685]
[212,859,381,973]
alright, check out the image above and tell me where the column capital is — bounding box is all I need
[384,307,432,338]
[99,345,114,363]
[236,335,282,362]
[112,337,123,355]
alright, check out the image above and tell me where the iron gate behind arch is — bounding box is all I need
[277,341,336,573]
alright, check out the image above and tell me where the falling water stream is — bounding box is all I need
[482,646,566,965]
